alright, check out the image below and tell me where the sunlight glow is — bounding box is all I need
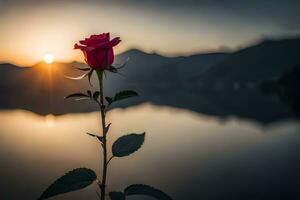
[43,54,54,64]
[45,114,55,128]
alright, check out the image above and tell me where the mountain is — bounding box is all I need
[0,37,300,124]
[0,50,228,115]
[110,38,300,124]
[98,49,230,101]
[106,49,228,90]
[147,53,229,83]
[199,37,300,84]
[173,37,300,123]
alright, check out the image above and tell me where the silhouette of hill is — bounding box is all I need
[107,49,229,93]
[200,37,300,84]
[0,37,299,123]
[111,38,300,123]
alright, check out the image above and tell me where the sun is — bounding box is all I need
[43,54,54,64]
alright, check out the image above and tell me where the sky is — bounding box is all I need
[0,0,299,65]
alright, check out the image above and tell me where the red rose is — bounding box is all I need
[74,33,121,70]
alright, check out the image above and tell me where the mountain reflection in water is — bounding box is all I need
[1,104,300,200]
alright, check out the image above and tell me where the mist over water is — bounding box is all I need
[1,104,300,199]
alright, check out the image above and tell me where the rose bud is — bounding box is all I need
[74,33,121,70]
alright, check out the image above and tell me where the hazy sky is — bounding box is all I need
[0,0,299,65]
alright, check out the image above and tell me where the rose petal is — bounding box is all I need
[107,48,114,66]
[90,33,110,40]
[80,33,110,46]
[91,37,121,48]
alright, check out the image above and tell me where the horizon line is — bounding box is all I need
[1,35,299,67]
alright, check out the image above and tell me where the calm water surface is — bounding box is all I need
[1,104,300,200]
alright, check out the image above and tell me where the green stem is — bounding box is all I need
[96,70,107,200]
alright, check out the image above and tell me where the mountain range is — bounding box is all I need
[0,37,299,124]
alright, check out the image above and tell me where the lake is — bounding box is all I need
[1,104,300,199]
